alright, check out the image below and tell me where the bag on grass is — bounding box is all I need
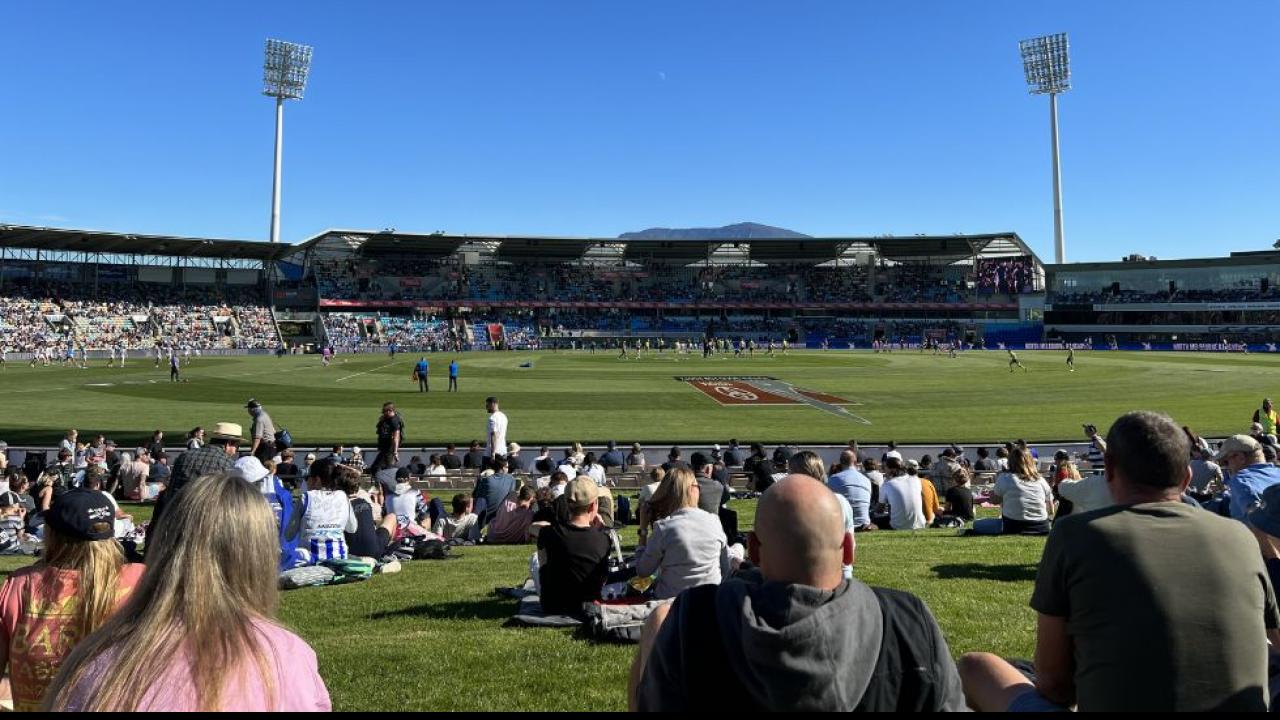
[322,557,374,584]
[280,565,336,590]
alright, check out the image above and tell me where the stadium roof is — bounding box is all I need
[0,225,289,261]
[298,229,1040,266]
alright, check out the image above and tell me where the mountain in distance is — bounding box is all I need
[618,222,810,240]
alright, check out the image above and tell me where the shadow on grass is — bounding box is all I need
[367,596,513,622]
[931,563,1038,583]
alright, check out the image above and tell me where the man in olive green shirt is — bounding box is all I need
[960,411,1280,711]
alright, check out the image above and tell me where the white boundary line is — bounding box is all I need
[336,360,400,383]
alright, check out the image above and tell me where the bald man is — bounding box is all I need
[629,475,966,712]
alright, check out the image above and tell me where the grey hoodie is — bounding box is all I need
[638,571,968,711]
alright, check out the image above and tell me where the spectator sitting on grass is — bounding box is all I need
[973,447,998,473]
[486,485,536,545]
[861,458,884,490]
[384,467,428,530]
[960,411,1280,712]
[933,466,975,527]
[441,443,462,471]
[300,462,358,564]
[42,473,331,711]
[874,456,925,530]
[426,455,446,477]
[824,448,875,527]
[555,452,579,482]
[582,452,606,486]
[536,477,611,618]
[0,488,145,712]
[742,443,767,476]
[630,474,967,712]
[636,468,731,600]
[463,440,485,470]
[601,441,626,469]
[432,494,478,541]
[662,447,688,474]
[974,448,1055,536]
[341,465,398,559]
[636,467,666,545]
[908,460,941,526]
[473,455,517,531]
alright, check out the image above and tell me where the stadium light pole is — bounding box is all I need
[1019,33,1071,264]
[262,39,313,244]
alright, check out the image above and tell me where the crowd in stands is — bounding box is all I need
[1052,285,1280,305]
[3,394,1280,710]
[976,256,1036,294]
[0,282,279,353]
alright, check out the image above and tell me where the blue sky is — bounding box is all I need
[0,1,1276,262]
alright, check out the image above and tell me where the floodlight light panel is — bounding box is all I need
[263,39,313,100]
[1019,33,1071,95]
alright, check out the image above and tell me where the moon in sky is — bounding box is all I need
[658,71,667,81]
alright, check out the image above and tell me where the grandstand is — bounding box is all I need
[0,226,285,355]
[1045,251,1280,347]
[289,229,1045,350]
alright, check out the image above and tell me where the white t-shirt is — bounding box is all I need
[585,464,606,486]
[881,475,926,530]
[1057,475,1114,515]
[994,473,1055,522]
[487,411,509,458]
[302,490,358,546]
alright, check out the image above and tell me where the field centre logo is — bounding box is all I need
[675,376,870,424]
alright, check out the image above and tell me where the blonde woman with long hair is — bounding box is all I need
[42,473,330,711]
[0,488,144,712]
[984,448,1055,535]
[636,467,730,600]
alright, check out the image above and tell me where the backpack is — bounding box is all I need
[274,428,293,450]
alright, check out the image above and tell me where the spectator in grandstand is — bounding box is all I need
[441,443,462,471]
[299,462,358,565]
[600,441,626,469]
[59,429,77,456]
[959,411,1280,712]
[463,440,485,470]
[636,468,732,600]
[426,455,446,477]
[994,446,1010,471]
[536,477,611,618]
[631,474,966,712]
[827,450,873,530]
[0,488,145,712]
[145,431,165,463]
[244,399,276,464]
[506,443,526,474]
[582,452,606,486]
[372,402,404,472]
[722,440,744,468]
[485,396,509,463]
[742,442,768,476]
[347,446,367,473]
[689,452,727,515]
[485,486,536,545]
[626,443,647,470]
[149,422,241,546]
[473,455,517,531]
[42,473,331,711]
[1218,434,1280,522]
[972,447,997,473]
[1254,398,1278,440]
[874,457,925,531]
[974,448,1055,535]
[662,447,689,473]
[568,442,586,466]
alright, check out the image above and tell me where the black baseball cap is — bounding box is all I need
[690,452,711,470]
[246,398,262,409]
[0,491,20,507]
[46,488,115,541]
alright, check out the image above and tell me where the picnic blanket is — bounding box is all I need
[497,578,667,640]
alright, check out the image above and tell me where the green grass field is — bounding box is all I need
[0,501,1043,711]
[0,349,1274,447]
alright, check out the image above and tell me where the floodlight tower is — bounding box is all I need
[1019,33,1071,264]
[262,39,313,244]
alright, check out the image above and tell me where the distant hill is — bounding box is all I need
[618,222,810,240]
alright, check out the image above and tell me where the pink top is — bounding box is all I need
[0,563,147,712]
[60,617,331,711]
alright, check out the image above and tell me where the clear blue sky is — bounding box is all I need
[1,1,1276,262]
